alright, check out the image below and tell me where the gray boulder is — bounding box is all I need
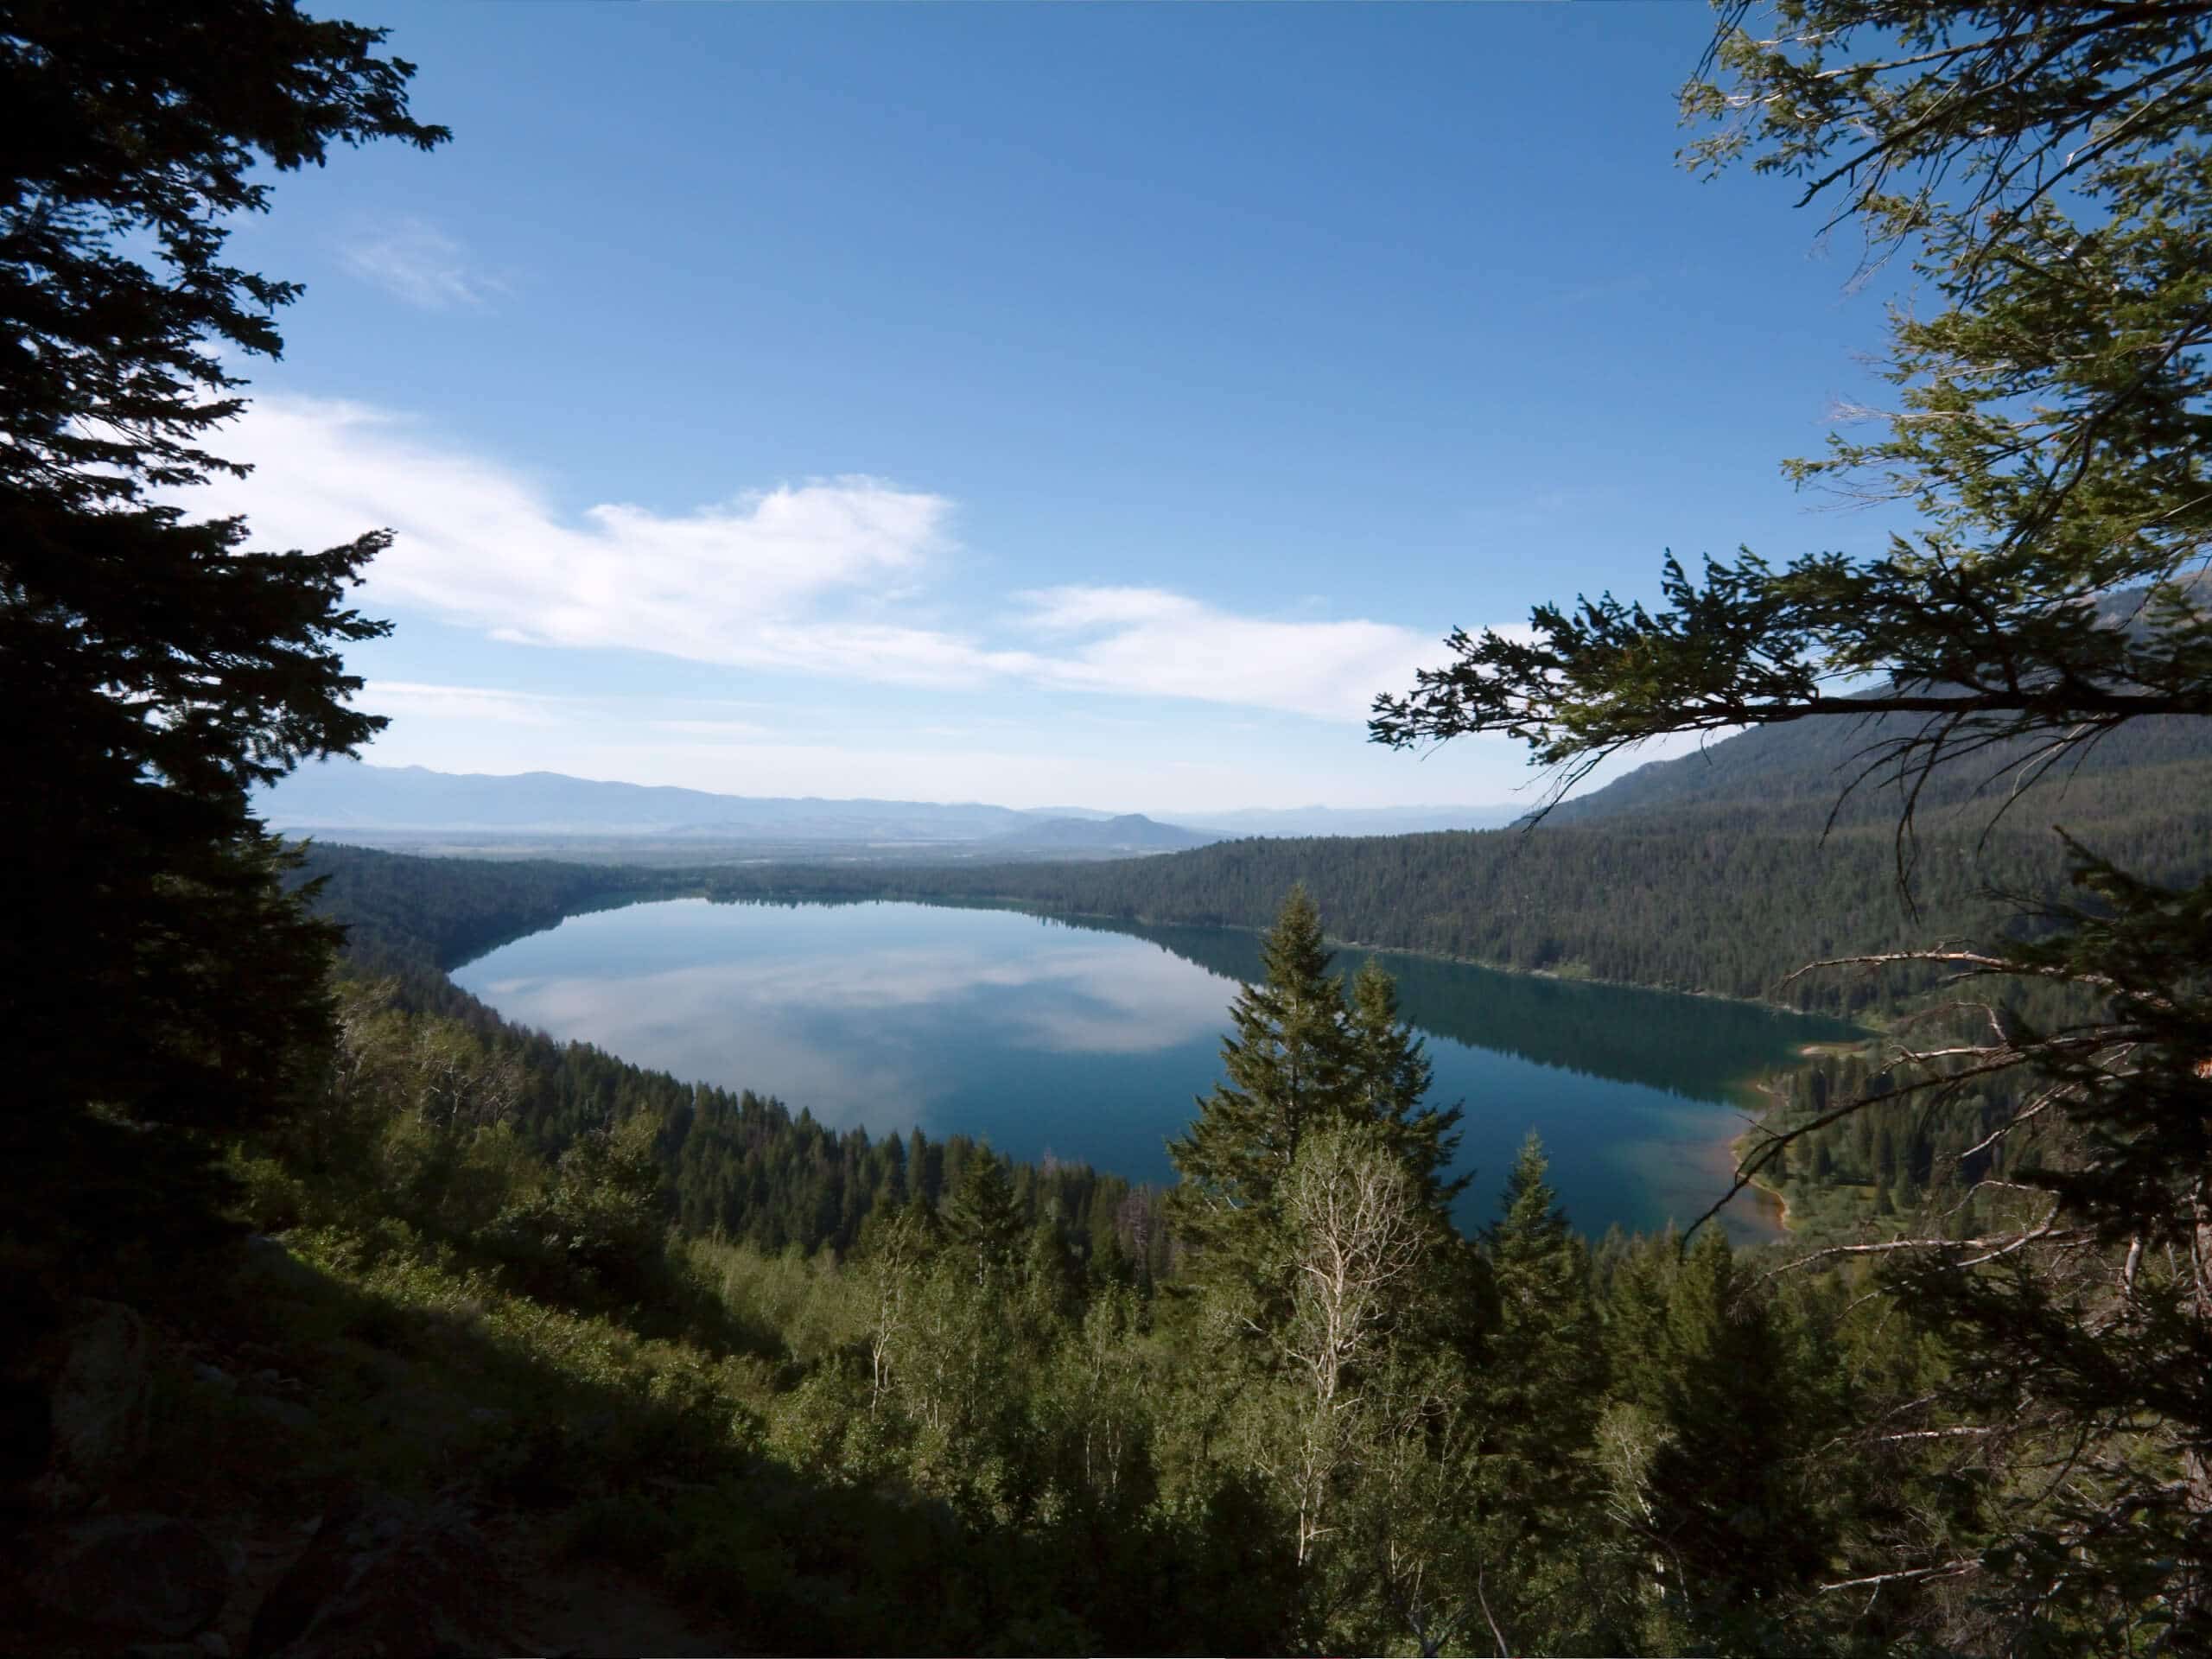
[242,1394,315,1434]
[40,1299,150,1503]
[247,1487,507,1658]
[30,1513,230,1638]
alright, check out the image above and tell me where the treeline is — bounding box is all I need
[296,843,1173,1274]
[299,747,2212,1033]
[1546,704,2212,827]
[689,761,2212,1018]
[290,842,682,979]
[222,890,2059,1655]
[1745,1040,2050,1244]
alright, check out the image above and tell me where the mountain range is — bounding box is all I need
[256,760,1522,851]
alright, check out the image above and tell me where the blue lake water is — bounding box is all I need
[452,897,1857,1242]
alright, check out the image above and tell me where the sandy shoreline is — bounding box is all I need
[1724,1076,1797,1236]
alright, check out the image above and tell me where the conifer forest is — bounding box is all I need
[5,3,2212,1655]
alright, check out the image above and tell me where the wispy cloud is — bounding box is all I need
[207,395,1455,725]
[1019,585,1430,721]
[361,680,574,727]
[339,219,501,309]
[358,683,772,741]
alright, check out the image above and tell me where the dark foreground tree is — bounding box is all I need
[1,2,445,1262]
[1376,3,2212,1647]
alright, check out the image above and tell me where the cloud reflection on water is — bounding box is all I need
[470,925,1234,1132]
[456,899,1806,1240]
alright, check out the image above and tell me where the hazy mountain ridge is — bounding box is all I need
[1188,803,1529,836]
[991,813,1217,851]
[264,761,1060,841]
[257,759,1515,847]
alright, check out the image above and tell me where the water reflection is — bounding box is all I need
[1038,911,1857,1102]
[454,897,1850,1243]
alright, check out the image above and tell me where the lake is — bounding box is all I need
[452,897,1858,1242]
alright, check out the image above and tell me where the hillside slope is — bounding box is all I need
[1553,710,2212,828]
[678,737,2212,1018]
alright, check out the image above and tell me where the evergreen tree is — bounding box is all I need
[1371,2,2212,1635]
[944,1147,1022,1285]
[2,2,445,1257]
[1167,884,1355,1275]
[1608,1230,1835,1650]
[1433,1136,1607,1648]
[1346,959,1470,1218]
[1481,1135,1605,1492]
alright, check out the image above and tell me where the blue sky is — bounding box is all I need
[205,1,1907,812]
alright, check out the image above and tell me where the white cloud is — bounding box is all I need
[1020,584,1431,721]
[354,682,776,743]
[338,219,500,310]
[360,680,573,727]
[645,717,772,740]
[203,395,1454,725]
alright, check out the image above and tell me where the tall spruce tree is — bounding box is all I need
[944,1147,1022,1286]
[1167,885,1357,1274]
[1,3,445,1255]
[1606,1229,1838,1651]
[1346,959,1471,1220]
[1480,1135,1605,1500]
[1372,3,2212,1638]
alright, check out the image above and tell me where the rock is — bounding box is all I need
[0,1369,54,1492]
[41,1300,149,1501]
[193,1363,236,1393]
[247,1487,507,1658]
[31,1513,230,1638]
[196,1631,234,1656]
[238,1236,321,1299]
[364,1382,480,1451]
[242,1395,315,1433]
[307,1337,415,1398]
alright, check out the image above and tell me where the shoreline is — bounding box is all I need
[396,847,1877,1028]
[1729,1075,1801,1234]
[436,874,1857,1243]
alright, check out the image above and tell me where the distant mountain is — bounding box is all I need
[991,814,1217,852]
[259,760,1037,842]
[258,760,1512,849]
[1186,804,1529,837]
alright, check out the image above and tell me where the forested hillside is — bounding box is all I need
[288,844,1172,1274]
[1550,704,2212,827]
[216,878,2026,1655]
[684,754,2212,1017]
[22,2,2212,1652]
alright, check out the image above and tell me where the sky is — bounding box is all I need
[199,1,1910,815]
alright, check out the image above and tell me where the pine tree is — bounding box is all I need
[3,0,444,1275]
[1346,960,1470,1219]
[1610,1229,1836,1649]
[1167,885,1355,1273]
[944,1147,1022,1285]
[1483,1135,1604,1472]
[1372,3,2212,1633]
[1448,1136,1608,1643]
